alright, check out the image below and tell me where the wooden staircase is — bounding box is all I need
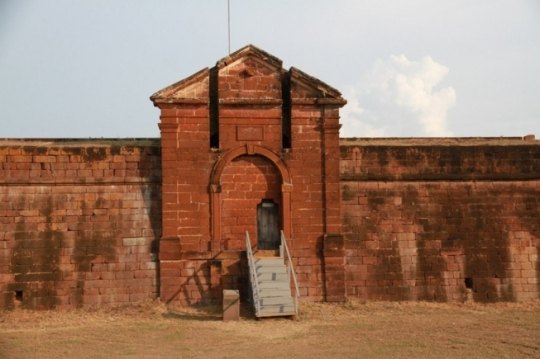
[246,231,299,318]
[252,256,296,316]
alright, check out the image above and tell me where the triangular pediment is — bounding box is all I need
[216,45,285,103]
[150,44,346,107]
[290,67,346,105]
[150,67,210,104]
[216,44,283,71]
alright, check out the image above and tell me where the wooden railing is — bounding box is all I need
[280,230,300,314]
[245,231,261,316]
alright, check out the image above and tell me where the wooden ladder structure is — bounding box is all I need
[245,231,300,318]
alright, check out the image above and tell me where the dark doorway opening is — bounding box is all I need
[257,199,280,250]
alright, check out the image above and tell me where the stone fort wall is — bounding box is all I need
[1,137,538,309]
[340,138,539,302]
[0,140,161,309]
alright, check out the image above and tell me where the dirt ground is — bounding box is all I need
[1,300,539,359]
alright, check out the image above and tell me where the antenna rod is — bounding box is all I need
[227,0,231,54]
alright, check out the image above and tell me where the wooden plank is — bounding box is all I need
[258,296,293,306]
[255,258,284,266]
[255,267,287,275]
[259,305,296,315]
[258,288,291,297]
[256,272,288,281]
[257,281,290,290]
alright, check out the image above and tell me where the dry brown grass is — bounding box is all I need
[1,299,539,359]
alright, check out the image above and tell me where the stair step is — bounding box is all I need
[249,244,297,317]
[253,250,279,257]
[254,258,284,266]
[255,266,287,275]
[257,281,290,290]
[259,303,296,316]
[258,287,292,297]
[256,272,288,281]
[258,296,294,306]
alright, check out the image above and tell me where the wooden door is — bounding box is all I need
[257,200,280,250]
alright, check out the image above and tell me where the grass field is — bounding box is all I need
[1,300,539,358]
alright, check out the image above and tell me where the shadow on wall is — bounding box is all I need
[517,193,540,296]
[342,181,532,303]
[138,144,162,298]
[3,142,163,309]
[9,197,64,309]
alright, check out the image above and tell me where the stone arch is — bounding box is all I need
[210,144,291,186]
[209,144,292,252]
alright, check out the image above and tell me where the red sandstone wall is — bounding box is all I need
[218,55,283,151]
[154,48,346,305]
[221,155,281,250]
[286,105,339,300]
[219,155,281,297]
[0,140,161,309]
[340,141,540,302]
[157,103,215,306]
[157,103,332,305]
[3,135,536,309]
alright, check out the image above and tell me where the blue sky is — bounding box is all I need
[1,0,539,138]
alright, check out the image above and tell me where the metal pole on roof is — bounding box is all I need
[228,0,231,54]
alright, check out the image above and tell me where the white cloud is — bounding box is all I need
[341,54,456,137]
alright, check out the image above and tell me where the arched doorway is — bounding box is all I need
[209,144,292,253]
[220,155,281,250]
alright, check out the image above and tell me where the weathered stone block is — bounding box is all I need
[222,289,240,321]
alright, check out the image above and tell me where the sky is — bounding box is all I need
[1,0,539,138]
